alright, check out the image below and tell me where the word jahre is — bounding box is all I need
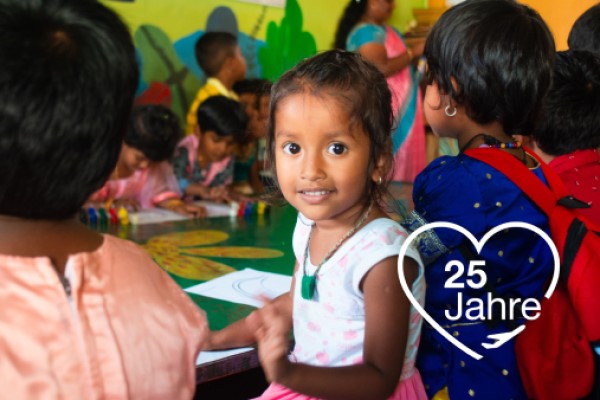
[445,292,541,321]
[444,260,541,322]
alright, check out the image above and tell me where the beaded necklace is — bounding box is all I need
[300,202,373,300]
[460,133,526,164]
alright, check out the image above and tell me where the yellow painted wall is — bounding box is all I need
[522,0,597,50]
[104,0,427,52]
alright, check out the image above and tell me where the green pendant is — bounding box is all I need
[301,274,317,300]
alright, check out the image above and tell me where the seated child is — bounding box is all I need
[232,78,272,195]
[89,104,206,217]
[0,0,207,398]
[528,51,600,225]
[172,95,248,202]
[186,31,247,135]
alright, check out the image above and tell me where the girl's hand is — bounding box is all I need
[113,198,140,211]
[255,303,293,383]
[172,203,207,218]
[205,186,232,203]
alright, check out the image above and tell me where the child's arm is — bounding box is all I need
[256,256,418,400]
[203,263,297,350]
[184,183,234,203]
[204,292,293,350]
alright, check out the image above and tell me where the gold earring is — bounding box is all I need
[377,176,382,185]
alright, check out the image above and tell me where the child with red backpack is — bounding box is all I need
[523,49,600,400]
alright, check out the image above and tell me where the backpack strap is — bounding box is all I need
[563,218,588,281]
[465,147,596,283]
[465,147,567,216]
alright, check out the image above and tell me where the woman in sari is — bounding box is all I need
[335,0,426,182]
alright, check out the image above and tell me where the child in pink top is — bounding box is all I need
[172,95,248,203]
[90,105,206,216]
[0,1,207,398]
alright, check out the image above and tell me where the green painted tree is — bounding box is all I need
[259,0,317,81]
[134,25,199,126]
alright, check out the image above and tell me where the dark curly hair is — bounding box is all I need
[568,3,600,56]
[0,0,138,220]
[531,50,600,155]
[125,105,182,162]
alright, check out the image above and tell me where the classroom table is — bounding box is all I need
[102,204,297,385]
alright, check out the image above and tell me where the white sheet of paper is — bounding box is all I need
[185,268,292,308]
[130,209,189,225]
[129,201,233,225]
[196,347,255,366]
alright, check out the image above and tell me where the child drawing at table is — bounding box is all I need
[0,0,207,397]
[402,1,556,398]
[172,95,247,203]
[89,104,206,217]
[205,50,427,400]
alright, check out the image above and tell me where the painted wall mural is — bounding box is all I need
[109,1,315,124]
[259,0,316,81]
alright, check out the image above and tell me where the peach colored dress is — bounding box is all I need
[0,234,207,399]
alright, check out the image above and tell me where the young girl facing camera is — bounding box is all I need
[403,1,556,399]
[204,50,427,400]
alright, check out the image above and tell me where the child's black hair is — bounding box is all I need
[568,3,600,56]
[531,50,600,156]
[196,96,248,142]
[424,0,555,136]
[0,0,138,220]
[125,105,182,162]
[266,49,393,209]
[233,78,271,96]
[333,0,368,50]
[195,32,238,77]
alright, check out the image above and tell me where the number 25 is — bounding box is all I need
[445,260,487,289]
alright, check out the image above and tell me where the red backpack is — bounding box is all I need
[466,147,600,399]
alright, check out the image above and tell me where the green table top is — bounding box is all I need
[105,204,297,331]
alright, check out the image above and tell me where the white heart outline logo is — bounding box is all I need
[398,221,560,360]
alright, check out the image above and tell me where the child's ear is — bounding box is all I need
[370,154,389,185]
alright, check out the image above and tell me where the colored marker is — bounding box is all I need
[108,207,119,225]
[98,207,108,226]
[87,207,97,226]
[117,206,129,225]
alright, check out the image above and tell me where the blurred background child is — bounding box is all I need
[185,31,247,135]
[89,104,206,217]
[232,78,272,195]
[334,0,426,184]
[0,0,207,397]
[173,95,248,202]
[527,51,600,226]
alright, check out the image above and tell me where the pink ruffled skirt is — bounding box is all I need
[253,369,427,400]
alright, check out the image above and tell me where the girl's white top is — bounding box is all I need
[291,214,425,379]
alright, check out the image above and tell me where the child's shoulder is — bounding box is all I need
[414,153,511,201]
